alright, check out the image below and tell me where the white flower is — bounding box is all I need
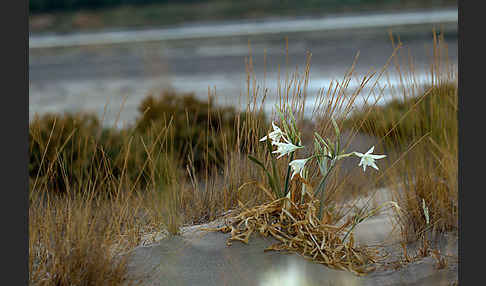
[289,158,311,180]
[272,142,303,159]
[353,146,387,172]
[260,121,287,143]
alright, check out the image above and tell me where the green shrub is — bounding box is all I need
[29,112,100,192]
[28,90,267,195]
[28,112,155,195]
[135,90,266,172]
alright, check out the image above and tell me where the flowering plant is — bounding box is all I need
[249,107,387,219]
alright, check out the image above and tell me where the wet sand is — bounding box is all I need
[122,207,457,285]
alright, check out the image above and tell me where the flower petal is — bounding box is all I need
[370,154,387,159]
[365,146,375,155]
[370,161,379,170]
[273,142,303,159]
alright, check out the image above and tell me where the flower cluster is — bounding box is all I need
[260,121,387,182]
[251,114,388,220]
[249,111,394,241]
[260,121,303,158]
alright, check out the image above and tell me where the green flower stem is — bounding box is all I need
[315,159,336,220]
[314,158,334,197]
[283,152,295,197]
[267,137,283,198]
[318,180,328,220]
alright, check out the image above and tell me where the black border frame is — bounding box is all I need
[6,0,29,284]
[21,1,465,285]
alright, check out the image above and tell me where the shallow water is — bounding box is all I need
[29,11,457,127]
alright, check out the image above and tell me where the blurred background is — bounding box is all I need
[29,0,458,127]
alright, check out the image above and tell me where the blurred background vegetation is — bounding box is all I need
[29,90,267,195]
[29,0,457,13]
[29,0,457,33]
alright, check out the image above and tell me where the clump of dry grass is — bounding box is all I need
[206,196,383,275]
[389,138,458,241]
[29,188,155,285]
[386,33,457,242]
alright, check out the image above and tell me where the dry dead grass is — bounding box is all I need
[205,196,383,276]
[29,189,148,285]
[384,32,458,242]
[340,30,457,243]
